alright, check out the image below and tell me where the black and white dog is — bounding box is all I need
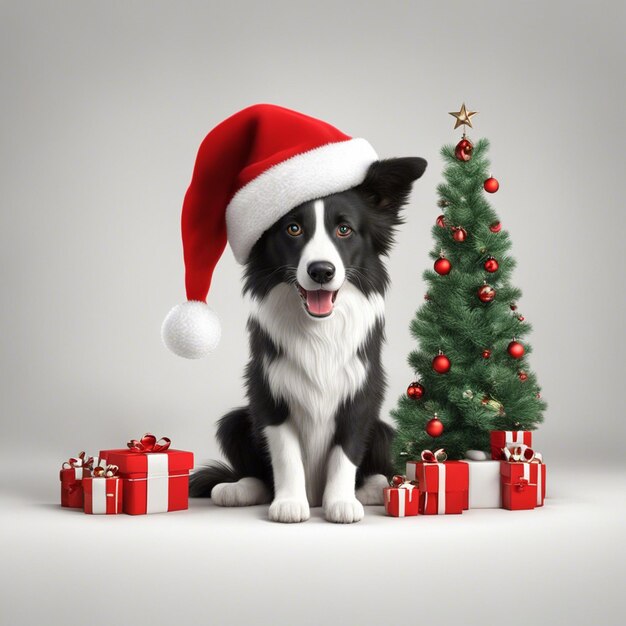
[190,156,427,523]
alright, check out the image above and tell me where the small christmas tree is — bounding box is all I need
[392,104,546,467]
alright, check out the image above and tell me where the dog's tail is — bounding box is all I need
[189,461,240,498]
[189,406,261,498]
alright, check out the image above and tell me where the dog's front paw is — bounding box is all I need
[268,498,310,523]
[324,498,364,524]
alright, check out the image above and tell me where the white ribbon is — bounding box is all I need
[89,478,120,514]
[504,431,530,445]
[146,454,169,513]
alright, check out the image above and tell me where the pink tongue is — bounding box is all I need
[306,290,334,316]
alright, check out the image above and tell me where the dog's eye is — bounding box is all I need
[286,223,303,237]
[336,223,353,238]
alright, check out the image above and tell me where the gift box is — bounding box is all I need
[100,434,194,515]
[83,465,123,514]
[407,450,469,515]
[490,430,532,460]
[60,452,93,509]
[460,459,502,509]
[500,457,546,508]
[501,477,537,510]
[383,476,420,517]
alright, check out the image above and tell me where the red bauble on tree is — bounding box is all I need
[436,214,447,228]
[518,315,525,322]
[490,222,502,233]
[425,414,444,437]
[507,340,525,359]
[454,137,474,161]
[482,349,491,359]
[484,176,499,193]
[484,256,499,273]
[518,371,528,382]
[434,256,452,275]
[432,353,451,374]
[407,381,424,400]
[477,283,496,302]
[452,226,467,242]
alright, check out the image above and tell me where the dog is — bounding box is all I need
[189,156,427,523]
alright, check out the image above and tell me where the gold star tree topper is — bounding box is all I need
[449,103,478,129]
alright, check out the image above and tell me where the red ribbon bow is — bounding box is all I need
[62,451,94,470]
[421,448,448,463]
[92,464,119,478]
[515,478,530,491]
[502,444,542,463]
[127,433,171,453]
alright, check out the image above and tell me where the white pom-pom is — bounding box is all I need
[161,301,221,359]
[465,449,488,461]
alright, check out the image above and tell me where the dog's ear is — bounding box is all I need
[358,157,427,211]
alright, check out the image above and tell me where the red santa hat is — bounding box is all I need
[162,103,379,358]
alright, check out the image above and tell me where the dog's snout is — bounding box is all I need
[307,261,336,285]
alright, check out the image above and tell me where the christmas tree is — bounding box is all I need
[391,104,546,468]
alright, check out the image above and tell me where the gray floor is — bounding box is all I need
[2,461,624,626]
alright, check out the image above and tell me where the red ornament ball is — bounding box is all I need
[484,256,499,273]
[484,177,500,193]
[434,257,452,275]
[432,354,451,374]
[482,349,492,359]
[518,371,528,382]
[452,226,467,242]
[489,222,502,233]
[518,315,525,322]
[477,284,496,303]
[436,214,446,228]
[407,381,425,400]
[507,340,525,359]
[510,302,518,311]
[425,416,444,437]
[454,138,474,162]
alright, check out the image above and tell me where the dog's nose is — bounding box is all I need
[307,261,336,284]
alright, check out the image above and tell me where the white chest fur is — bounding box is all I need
[250,282,384,505]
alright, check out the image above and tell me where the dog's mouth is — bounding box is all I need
[297,285,338,318]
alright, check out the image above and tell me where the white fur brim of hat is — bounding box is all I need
[226,138,377,263]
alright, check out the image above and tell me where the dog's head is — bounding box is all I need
[244,157,427,318]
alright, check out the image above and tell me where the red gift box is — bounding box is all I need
[384,485,420,517]
[500,459,546,507]
[60,452,93,508]
[83,475,123,514]
[490,430,532,460]
[100,434,193,515]
[501,478,538,510]
[407,451,469,515]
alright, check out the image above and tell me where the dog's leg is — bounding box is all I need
[211,477,271,507]
[356,474,388,505]
[265,421,310,523]
[323,446,364,523]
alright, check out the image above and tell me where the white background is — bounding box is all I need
[1,1,624,625]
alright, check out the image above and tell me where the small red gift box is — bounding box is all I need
[490,430,532,460]
[83,467,123,515]
[60,452,93,509]
[100,434,194,515]
[384,476,420,517]
[500,457,546,508]
[407,450,469,515]
[501,478,537,510]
